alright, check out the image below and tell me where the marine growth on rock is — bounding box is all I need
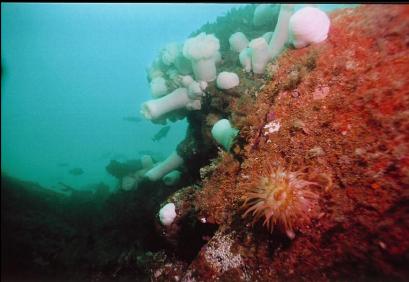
[242,166,320,239]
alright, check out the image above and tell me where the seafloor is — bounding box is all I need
[1,4,408,282]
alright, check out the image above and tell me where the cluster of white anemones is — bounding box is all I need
[235,5,331,74]
[140,5,331,225]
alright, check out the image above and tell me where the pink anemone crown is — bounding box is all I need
[242,166,320,239]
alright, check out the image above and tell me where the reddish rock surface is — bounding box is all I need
[182,5,409,281]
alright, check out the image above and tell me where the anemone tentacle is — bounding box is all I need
[242,166,321,238]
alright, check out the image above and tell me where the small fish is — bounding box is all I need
[57,162,69,167]
[69,168,84,176]
[152,126,171,142]
[123,116,143,123]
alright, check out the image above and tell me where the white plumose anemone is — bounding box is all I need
[249,37,271,74]
[159,203,177,226]
[150,77,168,98]
[229,32,249,53]
[289,7,330,49]
[183,32,220,82]
[141,87,202,121]
[161,42,180,66]
[216,72,240,90]
[239,48,252,73]
[269,4,295,59]
[145,151,184,181]
[211,119,239,151]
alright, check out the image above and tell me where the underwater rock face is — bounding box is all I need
[4,4,408,282]
[168,5,409,282]
[2,172,183,282]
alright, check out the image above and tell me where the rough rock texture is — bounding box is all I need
[158,5,409,281]
[3,5,408,282]
[1,174,182,282]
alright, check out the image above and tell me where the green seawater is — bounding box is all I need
[1,3,246,191]
[1,3,358,192]
[1,3,361,282]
